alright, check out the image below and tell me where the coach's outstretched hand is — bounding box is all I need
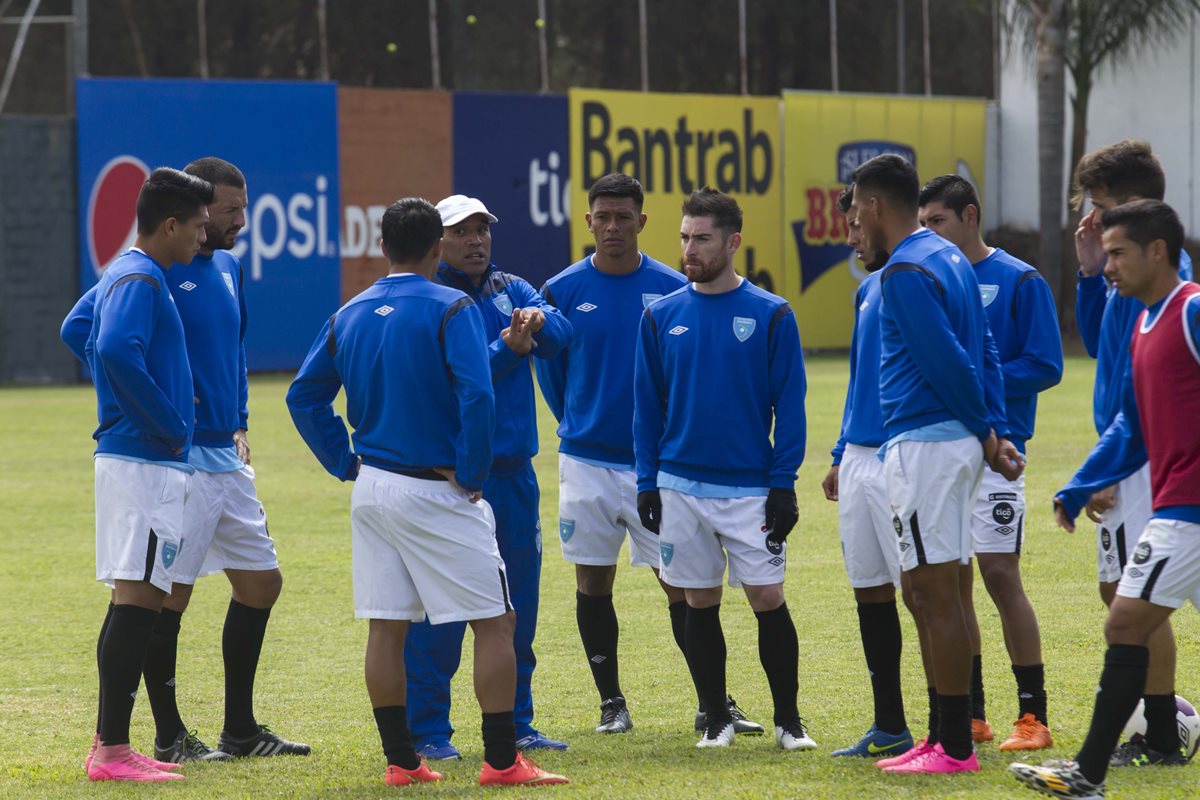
[764,488,798,546]
[637,490,662,534]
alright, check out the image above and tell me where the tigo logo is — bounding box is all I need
[87,155,149,278]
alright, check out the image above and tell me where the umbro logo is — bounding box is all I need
[951,254,961,264]
[590,655,607,664]
[668,325,688,335]
[768,556,784,567]
[859,300,870,311]
[577,302,597,312]
[374,305,394,316]
[179,281,197,291]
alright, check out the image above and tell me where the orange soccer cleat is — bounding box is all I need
[479,753,569,786]
[999,714,1054,751]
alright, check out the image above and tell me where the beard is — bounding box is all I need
[864,249,889,272]
[684,256,727,283]
[204,223,239,251]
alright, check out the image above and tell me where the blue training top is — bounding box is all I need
[832,271,886,464]
[536,253,687,469]
[878,229,1008,442]
[286,273,495,491]
[633,279,807,493]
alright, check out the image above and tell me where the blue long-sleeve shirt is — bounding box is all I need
[536,254,687,468]
[832,271,886,465]
[435,262,571,468]
[879,228,1008,442]
[633,279,807,493]
[286,273,495,491]
[975,248,1063,453]
[62,249,194,463]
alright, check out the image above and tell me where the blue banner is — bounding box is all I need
[76,78,341,371]
[452,92,569,290]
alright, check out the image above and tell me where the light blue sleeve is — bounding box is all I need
[1076,273,1107,359]
[831,287,862,466]
[633,309,667,494]
[61,284,98,365]
[286,316,358,481]
[768,306,806,487]
[1004,273,1063,397]
[443,304,496,492]
[533,281,568,421]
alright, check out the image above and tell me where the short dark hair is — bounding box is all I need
[136,167,215,235]
[1099,199,1183,268]
[184,156,246,190]
[1072,139,1165,210]
[852,154,919,214]
[588,172,644,211]
[380,197,443,264]
[836,184,854,214]
[919,174,981,223]
[681,186,742,235]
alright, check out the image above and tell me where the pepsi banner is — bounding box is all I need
[452,92,569,290]
[76,78,341,371]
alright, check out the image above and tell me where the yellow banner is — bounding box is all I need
[783,91,987,347]
[569,89,783,295]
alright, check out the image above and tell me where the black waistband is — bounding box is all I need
[362,460,448,481]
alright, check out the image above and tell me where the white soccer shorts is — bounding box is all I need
[95,456,189,594]
[658,489,785,589]
[1097,463,1153,584]
[171,465,280,584]
[884,437,984,572]
[972,465,1027,555]
[350,466,511,624]
[1116,518,1200,609]
[557,454,660,568]
[838,444,901,588]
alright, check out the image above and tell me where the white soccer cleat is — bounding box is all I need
[696,720,735,748]
[775,718,817,751]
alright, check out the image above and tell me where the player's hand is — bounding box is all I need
[821,465,839,502]
[434,467,483,503]
[1076,211,1107,277]
[502,310,536,356]
[637,490,662,534]
[764,487,799,546]
[233,428,251,465]
[1054,497,1075,533]
[988,436,1025,482]
[1085,485,1118,523]
[520,307,546,333]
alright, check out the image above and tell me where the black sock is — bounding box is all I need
[937,693,973,760]
[95,602,114,734]
[1143,693,1180,755]
[926,686,939,745]
[971,654,986,722]
[1013,663,1047,725]
[669,600,705,711]
[576,592,621,701]
[481,711,517,770]
[223,599,272,737]
[143,608,185,747]
[857,601,906,734]
[755,603,799,726]
[686,604,730,726]
[99,604,159,746]
[1075,645,1149,785]
[373,705,419,769]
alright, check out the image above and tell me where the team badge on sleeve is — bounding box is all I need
[733,317,756,342]
[492,293,514,316]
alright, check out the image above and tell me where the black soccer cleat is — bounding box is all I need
[1109,738,1191,767]
[155,729,233,763]
[217,724,311,757]
[596,696,633,734]
[694,696,765,735]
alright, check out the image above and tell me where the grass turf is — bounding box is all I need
[1,355,1198,799]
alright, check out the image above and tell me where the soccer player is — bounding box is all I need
[822,186,915,759]
[1068,139,1192,766]
[1012,200,1200,798]
[633,187,811,751]
[62,158,309,762]
[286,198,567,787]
[62,167,212,782]
[402,194,571,759]
[918,174,1062,751]
[851,154,1021,775]
[536,173,764,736]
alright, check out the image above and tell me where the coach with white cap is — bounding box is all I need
[403,195,574,760]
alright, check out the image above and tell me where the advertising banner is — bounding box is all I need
[76,77,340,371]
[783,91,987,347]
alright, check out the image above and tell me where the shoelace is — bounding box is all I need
[182,730,209,755]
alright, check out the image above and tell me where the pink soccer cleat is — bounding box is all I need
[881,742,980,774]
[876,737,933,769]
[87,744,185,782]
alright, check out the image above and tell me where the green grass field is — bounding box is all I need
[2,355,1198,799]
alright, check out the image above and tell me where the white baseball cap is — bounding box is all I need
[436,194,498,227]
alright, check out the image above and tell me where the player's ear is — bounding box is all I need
[637,213,647,232]
[728,231,742,254]
[430,238,443,260]
[585,212,593,231]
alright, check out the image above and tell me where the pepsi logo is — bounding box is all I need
[87,155,149,278]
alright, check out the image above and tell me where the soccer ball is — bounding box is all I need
[1121,694,1200,758]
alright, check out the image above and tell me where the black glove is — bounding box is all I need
[764,487,798,546]
[637,490,662,535]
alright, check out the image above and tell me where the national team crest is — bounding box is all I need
[161,541,179,568]
[733,317,756,342]
[979,284,999,307]
[642,293,663,309]
[660,542,674,566]
[222,271,236,298]
[559,519,575,543]
[493,294,514,316]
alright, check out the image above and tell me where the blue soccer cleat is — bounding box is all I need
[831,724,914,758]
[415,740,462,761]
[515,729,569,751]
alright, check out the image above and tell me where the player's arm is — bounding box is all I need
[237,263,250,432]
[61,284,98,364]
[1076,273,1107,359]
[831,285,864,469]
[286,315,358,481]
[95,276,190,452]
[1004,272,1064,396]
[533,283,568,421]
[513,279,573,360]
[632,308,667,494]
[881,265,990,439]
[767,305,807,485]
[442,302,495,493]
[981,322,1010,438]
